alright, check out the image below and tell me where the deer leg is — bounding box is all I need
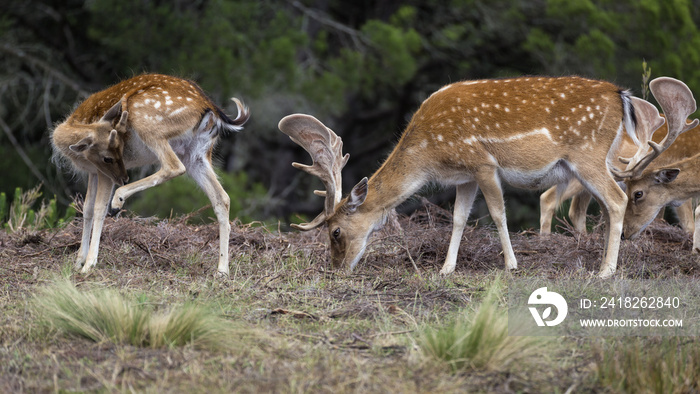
[440,182,478,275]
[675,199,694,234]
[580,175,626,278]
[568,184,591,233]
[81,172,114,273]
[187,159,231,276]
[693,204,700,254]
[539,186,558,235]
[477,171,517,270]
[110,141,186,213]
[76,173,99,269]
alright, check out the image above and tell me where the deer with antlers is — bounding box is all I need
[51,74,249,275]
[279,76,663,278]
[539,118,700,235]
[611,77,700,249]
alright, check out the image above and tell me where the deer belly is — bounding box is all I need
[498,160,573,190]
[124,133,158,168]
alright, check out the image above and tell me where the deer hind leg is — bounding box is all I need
[578,172,626,278]
[477,170,517,270]
[110,141,186,213]
[188,160,231,276]
[76,173,99,269]
[539,186,558,235]
[568,184,592,233]
[540,180,590,234]
[440,182,478,275]
[81,172,115,273]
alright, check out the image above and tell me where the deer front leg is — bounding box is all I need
[110,142,185,213]
[188,160,232,276]
[76,173,99,269]
[477,171,517,270]
[81,172,115,273]
[675,199,694,234]
[440,182,478,275]
[693,204,700,254]
[588,177,627,279]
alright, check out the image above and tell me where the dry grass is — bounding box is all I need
[0,202,698,392]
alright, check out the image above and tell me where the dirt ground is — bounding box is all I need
[1,203,698,392]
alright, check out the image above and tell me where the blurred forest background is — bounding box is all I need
[1,0,699,229]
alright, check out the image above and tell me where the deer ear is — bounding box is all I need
[69,137,94,153]
[654,168,680,184]
[108,129,119,149]
[116,111,129,133]
[347,177,368,212]
[100,101,122,123]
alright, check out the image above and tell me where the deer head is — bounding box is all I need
[54,101,129,185]
[279,114,381,268]
[619,77,700,240]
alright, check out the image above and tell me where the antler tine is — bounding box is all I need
[613,78,698,179]
[279,114,349,230]
[612,97,665,178]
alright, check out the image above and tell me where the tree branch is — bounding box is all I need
[0,43,89,98]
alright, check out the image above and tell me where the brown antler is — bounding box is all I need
[279,114,349,230]
[613,77,698,179]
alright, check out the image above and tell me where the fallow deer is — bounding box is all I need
[280,76,660,278]
[51,74,250,275]
[611,77,700,251]
[539,119,700,235]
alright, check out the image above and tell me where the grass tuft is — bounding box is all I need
[593,337,700,393]
[32,280,254,351]
[417,276,541,372]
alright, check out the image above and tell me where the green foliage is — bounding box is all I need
[417,276,540,372]
[127,170,268,223]
[33,280,250,351]
[641,59,652,100]
[1,185,76,233]
[592,337,700,393]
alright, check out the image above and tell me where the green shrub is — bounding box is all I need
[33,280,253,351]
[1,185,76,232]
[417,277,540,372]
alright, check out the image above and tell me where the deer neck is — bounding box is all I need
[361,136,429,215]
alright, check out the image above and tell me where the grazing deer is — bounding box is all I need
[539,120,700,235]
[51,74,250,275]
[280,76,659,278]
[611,77,700,250]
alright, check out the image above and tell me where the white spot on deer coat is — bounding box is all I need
[154,101,161,109]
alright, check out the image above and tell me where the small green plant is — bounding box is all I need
[32,280,255,351]
[592,337,700,393]
[1,185,76,232]
[416,277,541,372]
[641,59,652,101]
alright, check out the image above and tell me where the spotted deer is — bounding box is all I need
[610,77,700,250]
[51,74,250,275]
[539,118,700,235]
[280,76,659,278]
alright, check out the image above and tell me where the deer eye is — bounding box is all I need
[332,228,341,239]
[633,191,643,201]
[103,157,115,164]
